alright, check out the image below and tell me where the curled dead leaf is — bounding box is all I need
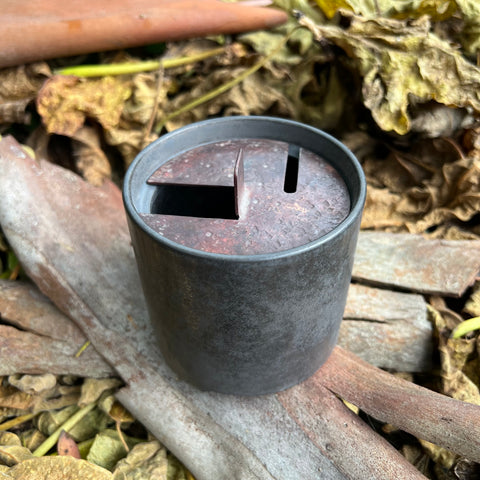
[0,62,50,124]
[8,374,56,395]
[299,13,480,135]
[37,75,131,137]
[87,429,141,471]
[0,432,21,447]
[315,0,458,20]
[464,281,480,317]
[4,456,112,479]
[112,441,168,479]
[0,383,34,412]
[71,126,112,186]
[79,378,123,408]
[354,133,480,235]
[429,302,480,405]
[0,444,34,467]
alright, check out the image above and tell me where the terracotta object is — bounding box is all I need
[0,0,288,67]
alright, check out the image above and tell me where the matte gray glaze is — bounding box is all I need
[123,116,366,395]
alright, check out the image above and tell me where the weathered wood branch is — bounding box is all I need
[339,284,432,372]
[0,325,113,378]
[353,231,480,297]
[0,280,114,377]
[318,347,480,463]
[278,380,426,480]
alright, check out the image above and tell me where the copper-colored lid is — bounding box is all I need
[141,139,350,255]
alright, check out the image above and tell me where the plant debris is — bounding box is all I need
[2,1,480,478]
[0,376,195,479]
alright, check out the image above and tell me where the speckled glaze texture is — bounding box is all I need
[124,117,366,395]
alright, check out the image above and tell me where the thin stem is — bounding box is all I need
[0,413,37,431]
[75,340,91,358]
[54,47,225,77]
[155,28,298,133]
[33,402,97,457]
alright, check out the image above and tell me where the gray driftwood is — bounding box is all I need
[353,231,480,297]
[0,280,113,377]
[338,284,433,372]
[318,347,480,463]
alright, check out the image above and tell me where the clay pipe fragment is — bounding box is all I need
[0,0,288,68]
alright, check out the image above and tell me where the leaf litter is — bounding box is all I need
[0,375,194,479]
[2,1,480,478]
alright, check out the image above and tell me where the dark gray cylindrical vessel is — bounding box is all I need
[123,116,366,395]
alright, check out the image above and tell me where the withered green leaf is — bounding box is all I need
[87,430,141,471]
[315,0,457,20]
[112,441,168,480]
[300,13,480,134]
[36,405,111,443]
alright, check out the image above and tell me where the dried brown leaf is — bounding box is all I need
[358,136,480,235]
[78,378,122,407]
[4,456,112,479]
[0,63,50,124]
[8,374,56,395]
[0,432,21,447]
[112,441,168,480]
[429,304,480,405]
[300,13,480,135]
[71,126,112,186]
[37,75,131,136]
[164,68,294,132]
[0,384,34,411]
[464,281,480,317]
[0,445,34,466]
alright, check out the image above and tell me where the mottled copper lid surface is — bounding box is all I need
[140,138,350,255]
